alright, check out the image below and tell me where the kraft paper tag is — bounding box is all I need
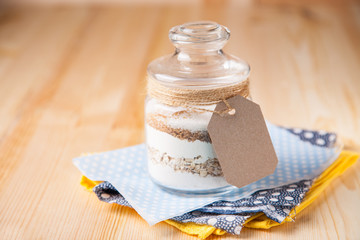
[207,95,278,189]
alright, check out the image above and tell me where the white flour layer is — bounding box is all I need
[149,162,229,190]
[146,124,216,161]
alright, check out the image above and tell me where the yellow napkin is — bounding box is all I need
[80,150,358,239]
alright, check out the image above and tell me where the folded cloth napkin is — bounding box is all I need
[80,150,358,239]
[74,124,358,238]
[73,124,343,226]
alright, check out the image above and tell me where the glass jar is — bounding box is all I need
[145,21,250,195]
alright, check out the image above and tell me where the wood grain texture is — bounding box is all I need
[0,1,359,239]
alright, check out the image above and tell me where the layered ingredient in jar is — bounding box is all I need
[145,98,229,191]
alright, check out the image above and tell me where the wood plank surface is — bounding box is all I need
[0,1,359,239]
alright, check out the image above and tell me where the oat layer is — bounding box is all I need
[148,147,223,177]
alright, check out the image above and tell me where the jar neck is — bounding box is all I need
[176,47,222,54]
[175,48,224,62]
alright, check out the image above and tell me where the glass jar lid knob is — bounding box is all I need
[169,21,230,51]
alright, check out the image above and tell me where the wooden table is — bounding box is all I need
[1,1,359,239]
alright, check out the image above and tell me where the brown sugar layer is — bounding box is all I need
[146,113,211,143]
[148,147,223,177]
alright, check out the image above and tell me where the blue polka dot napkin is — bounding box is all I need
[73,123,341,226]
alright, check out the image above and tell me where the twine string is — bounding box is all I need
[147,77,250,116]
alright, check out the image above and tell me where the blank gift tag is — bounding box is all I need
[207,95,278,188]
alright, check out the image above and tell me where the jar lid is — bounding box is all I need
[147,21,250,89]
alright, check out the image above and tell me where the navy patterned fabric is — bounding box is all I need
[172,211,249,235]
[94,182,131,207]
[286,127,337,148]
[93,179,311,234]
